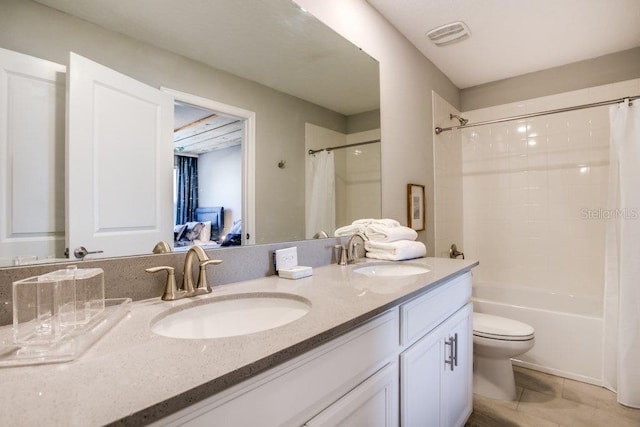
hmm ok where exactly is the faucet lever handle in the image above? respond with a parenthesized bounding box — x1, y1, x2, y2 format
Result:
(145, 266, 186, 301)
(194, 259, 222, 295)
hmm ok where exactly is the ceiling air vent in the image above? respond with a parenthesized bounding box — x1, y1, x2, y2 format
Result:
(426, 21, 471, 46)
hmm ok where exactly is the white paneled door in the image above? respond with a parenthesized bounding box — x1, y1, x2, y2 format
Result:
(0, 48, 66, 264)
(66, 53, 173, 258)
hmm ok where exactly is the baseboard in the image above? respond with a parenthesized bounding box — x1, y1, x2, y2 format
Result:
(511, 359, 603, 387)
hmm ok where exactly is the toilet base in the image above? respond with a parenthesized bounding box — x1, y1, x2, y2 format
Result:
(473, 355, 517, 401)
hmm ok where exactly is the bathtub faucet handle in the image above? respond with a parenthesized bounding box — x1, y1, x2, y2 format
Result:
(450, 244, 465, 260)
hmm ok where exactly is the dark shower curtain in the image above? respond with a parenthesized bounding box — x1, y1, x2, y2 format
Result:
(175, 155, 198, 225)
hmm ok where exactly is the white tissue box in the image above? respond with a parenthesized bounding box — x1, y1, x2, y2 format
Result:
(278, 266, 313, 280)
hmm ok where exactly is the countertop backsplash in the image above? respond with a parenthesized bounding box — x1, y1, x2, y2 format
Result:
(0, 238, 342, 326)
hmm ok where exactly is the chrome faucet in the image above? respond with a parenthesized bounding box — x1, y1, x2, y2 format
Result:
(146, 245, 222, 301)
(346, 232, 367, 264)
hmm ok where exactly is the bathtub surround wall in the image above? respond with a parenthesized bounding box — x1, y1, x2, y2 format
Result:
(462, 78, 640, 383)
(0, 238, 340, 327)
(463, 79, 640, 298)
(432, 92, 464, 258)
(338, 130, 382, 226)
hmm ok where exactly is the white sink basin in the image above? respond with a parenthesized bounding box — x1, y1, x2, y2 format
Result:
(353, 263, 431, 277)
(151, 293, 311, 339)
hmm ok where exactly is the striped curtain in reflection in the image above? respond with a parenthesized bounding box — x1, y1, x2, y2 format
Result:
(175, 155, 198, 224)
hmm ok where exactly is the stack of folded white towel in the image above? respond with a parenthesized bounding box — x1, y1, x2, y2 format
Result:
(335, 219, 426, 261)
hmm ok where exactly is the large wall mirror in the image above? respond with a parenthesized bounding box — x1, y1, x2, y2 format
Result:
(0, 0, 380, 267)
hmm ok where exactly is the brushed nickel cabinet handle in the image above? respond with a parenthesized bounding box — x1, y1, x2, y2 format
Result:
(453, 333, 459, 367)
(444, 336, 455, 371)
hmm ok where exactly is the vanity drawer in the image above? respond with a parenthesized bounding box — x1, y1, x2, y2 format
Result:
(157, 309, 399, 427)
(400, 272, 471, 347)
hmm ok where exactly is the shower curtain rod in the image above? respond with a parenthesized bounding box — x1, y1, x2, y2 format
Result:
(308, 139, 381, 155)
(434, 94, 640, 135)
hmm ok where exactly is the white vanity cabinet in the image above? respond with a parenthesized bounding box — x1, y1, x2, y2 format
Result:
(155, 271, 472, 427)
(156, 310, 400, 427)
(399, 273, 473, 427)
(303, 361, 398, 427)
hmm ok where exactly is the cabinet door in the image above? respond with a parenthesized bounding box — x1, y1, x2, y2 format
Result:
(400, 303, 473, 427)
(304, 362, 398, 427)
(443, 303, 473, 427)
(400, 322, 444, 427)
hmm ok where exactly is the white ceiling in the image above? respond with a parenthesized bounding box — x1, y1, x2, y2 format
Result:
(367, 0, 640, 88)
(33, 0, 379, 115)
(174, 103, 242, 155)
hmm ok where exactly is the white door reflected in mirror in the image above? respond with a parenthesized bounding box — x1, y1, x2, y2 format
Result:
(0, 48, 66, 266)
(66, 53, 174, 259)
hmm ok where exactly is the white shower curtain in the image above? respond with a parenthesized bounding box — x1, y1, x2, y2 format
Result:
(306, 150, 335, 238)
(603, 98, 640, 408)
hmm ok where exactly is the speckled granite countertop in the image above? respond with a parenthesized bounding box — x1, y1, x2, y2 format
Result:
(0, 257, 477, 426)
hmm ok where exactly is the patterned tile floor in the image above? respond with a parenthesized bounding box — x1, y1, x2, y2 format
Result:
(465, 366, 640, 427)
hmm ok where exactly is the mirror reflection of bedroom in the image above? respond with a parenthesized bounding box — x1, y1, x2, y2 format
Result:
(172, 102, 243, 250)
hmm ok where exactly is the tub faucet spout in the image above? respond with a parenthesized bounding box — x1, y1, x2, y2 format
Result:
(450, 243, 465, 260)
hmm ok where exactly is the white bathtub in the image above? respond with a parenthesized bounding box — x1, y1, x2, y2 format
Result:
(472, 284, 603, 385)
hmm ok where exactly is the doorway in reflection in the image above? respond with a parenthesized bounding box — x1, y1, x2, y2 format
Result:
(172, 102, 244, 250)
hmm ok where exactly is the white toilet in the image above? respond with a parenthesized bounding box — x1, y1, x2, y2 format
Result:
(472, 312, 535, 401)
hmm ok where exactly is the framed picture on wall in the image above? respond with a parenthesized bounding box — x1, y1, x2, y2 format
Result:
(407, 184, 425, 231)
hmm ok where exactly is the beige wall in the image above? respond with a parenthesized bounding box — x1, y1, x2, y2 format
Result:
(461, 47, 640, 111)
(198, 146, 242, 237)
(432, 92, 463, 259)
(0, 0, 352, 244)
(346, 109, 381, 134)
(295, 0, 460, 255)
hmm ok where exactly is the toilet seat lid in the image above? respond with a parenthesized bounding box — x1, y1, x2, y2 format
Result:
(473, 312, 534, 340)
